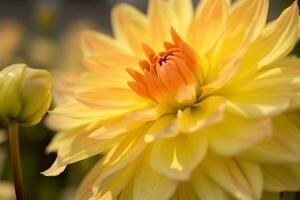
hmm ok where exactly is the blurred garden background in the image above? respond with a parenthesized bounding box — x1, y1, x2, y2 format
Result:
(0, 0, 298, 199)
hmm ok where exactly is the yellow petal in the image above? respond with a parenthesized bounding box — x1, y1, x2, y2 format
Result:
(203, 154, 263, 200)
(144, 114, 179, 143)
(192, 168, 232, 200)
(178, 96, 226, 133)
(75, 131, 147, 199)
(223, 69, 295, 118)
(206, 113, 271, 156)
(169, 0, 193, 37)
(148, 0, 176, 50)
(213, 0, 268, 64)
(76, 88, 142, 110)
(261, 163, 300, 192)
(170, 183, 198, 200)
(112, 3, 149, 56)
(76, 161, 136, 200)
(239, 114, 300, 163)
(188, 0, 228, 55)
(89, 117, 141, 139)
(81, 30, 131, 57)
(150, 133, 207, 180)
(241, 1, 299, 73)
(133, 153, 177, 200)
(126, 106, 159, 121)
(43, 133, 120, 176)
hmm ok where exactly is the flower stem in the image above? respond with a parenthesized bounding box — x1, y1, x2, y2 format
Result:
(8, 119, 25, 200)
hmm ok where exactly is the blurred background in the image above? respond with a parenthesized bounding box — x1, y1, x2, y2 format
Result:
(0, 0, 298, 199)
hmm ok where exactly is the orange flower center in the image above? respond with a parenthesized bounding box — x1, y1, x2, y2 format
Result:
(128, 30, 201, 107)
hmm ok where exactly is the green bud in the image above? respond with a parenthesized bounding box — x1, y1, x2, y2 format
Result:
(0, 64, 52, 126)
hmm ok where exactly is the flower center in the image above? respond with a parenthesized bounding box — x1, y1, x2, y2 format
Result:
(127, 30, 201, 108)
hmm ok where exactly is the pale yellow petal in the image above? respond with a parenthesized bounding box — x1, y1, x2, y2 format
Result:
(192, 168, 233, 200)
(89, 117, 141, 139)
(222, 70, 295, 118)
(203, 154, 263, 200)
(213, 0, 268, 64)
(81, 30, 131, 57)
(169, 0, 193, 37)
(76, 88, 142, 110)
(144, 114, 179, 143)
(133, 153, 177, 200)
(43, 134, 120, 176)
(112, 3, 149, 56)
(178, 96, 226, 133)
(75, 131, 147, 199)
(150, 133, 207, 181)
(77, 161, 136, 200)
(148, 0, 176, 50)
(240, 1, 299, 74)
(261, 163, 300, 192)
(188, 0, 228, 55)
(206, 113, 271, 156)
(240, 114, 300, 163)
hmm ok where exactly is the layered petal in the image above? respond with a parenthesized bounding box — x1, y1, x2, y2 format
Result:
(212, 0, 268, 64)
(206, 113, 271, 156)
(76, 88, 143, 110)
(112, 3, 149, 56)
(133, 152, 177, 200)
(81, 30, 131, 57)
(240, 114, 300, 163)
(222, 67, 297, 118)
(240, 1, 299, 74)
(261, 163, 300, 192)
(192, 168, 233, 200)
(203, 154, 263, 200)
(188, 0, 229, 55)
(150, 133, 207, 180)
(75, 130, 148, 199)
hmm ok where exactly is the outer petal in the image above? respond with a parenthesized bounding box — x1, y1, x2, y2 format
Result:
(169, 0, 193, 37)
(188, 0, 228, 55)
(133, 153, 177, 200)
(76, 88, 143, 110)
(240, 1, 299, 75)
(77, 161, 136, 200)
(206, 113, 271, 156)
(81, 30, 131, 57)
(75, 130, 148, 199)
(148, 0, 177, 50)
(239, 114, 300, 163)
(222, 68, 296, 118)
(83, 52, 139, 88)
(43, 131, 120, 176)
(192, 168, 233, 200)
(203, 154, 263, 200)
(150, 133, 207, 181)
(212, 0, 268, 64)
(261, 163, 300, 192)
(112, 4, 149, 56)
(178, 96, 226, 133)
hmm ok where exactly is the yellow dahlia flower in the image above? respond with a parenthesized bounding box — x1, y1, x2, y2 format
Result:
(45, 0, 300, 199)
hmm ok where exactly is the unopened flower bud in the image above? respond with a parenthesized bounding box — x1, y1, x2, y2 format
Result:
(0, 64, 52, 126)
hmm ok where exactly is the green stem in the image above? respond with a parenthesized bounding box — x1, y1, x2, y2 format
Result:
(8, 119, 25, 200)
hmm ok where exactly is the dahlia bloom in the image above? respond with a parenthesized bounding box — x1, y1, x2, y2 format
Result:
(45, 0, 300, 199)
